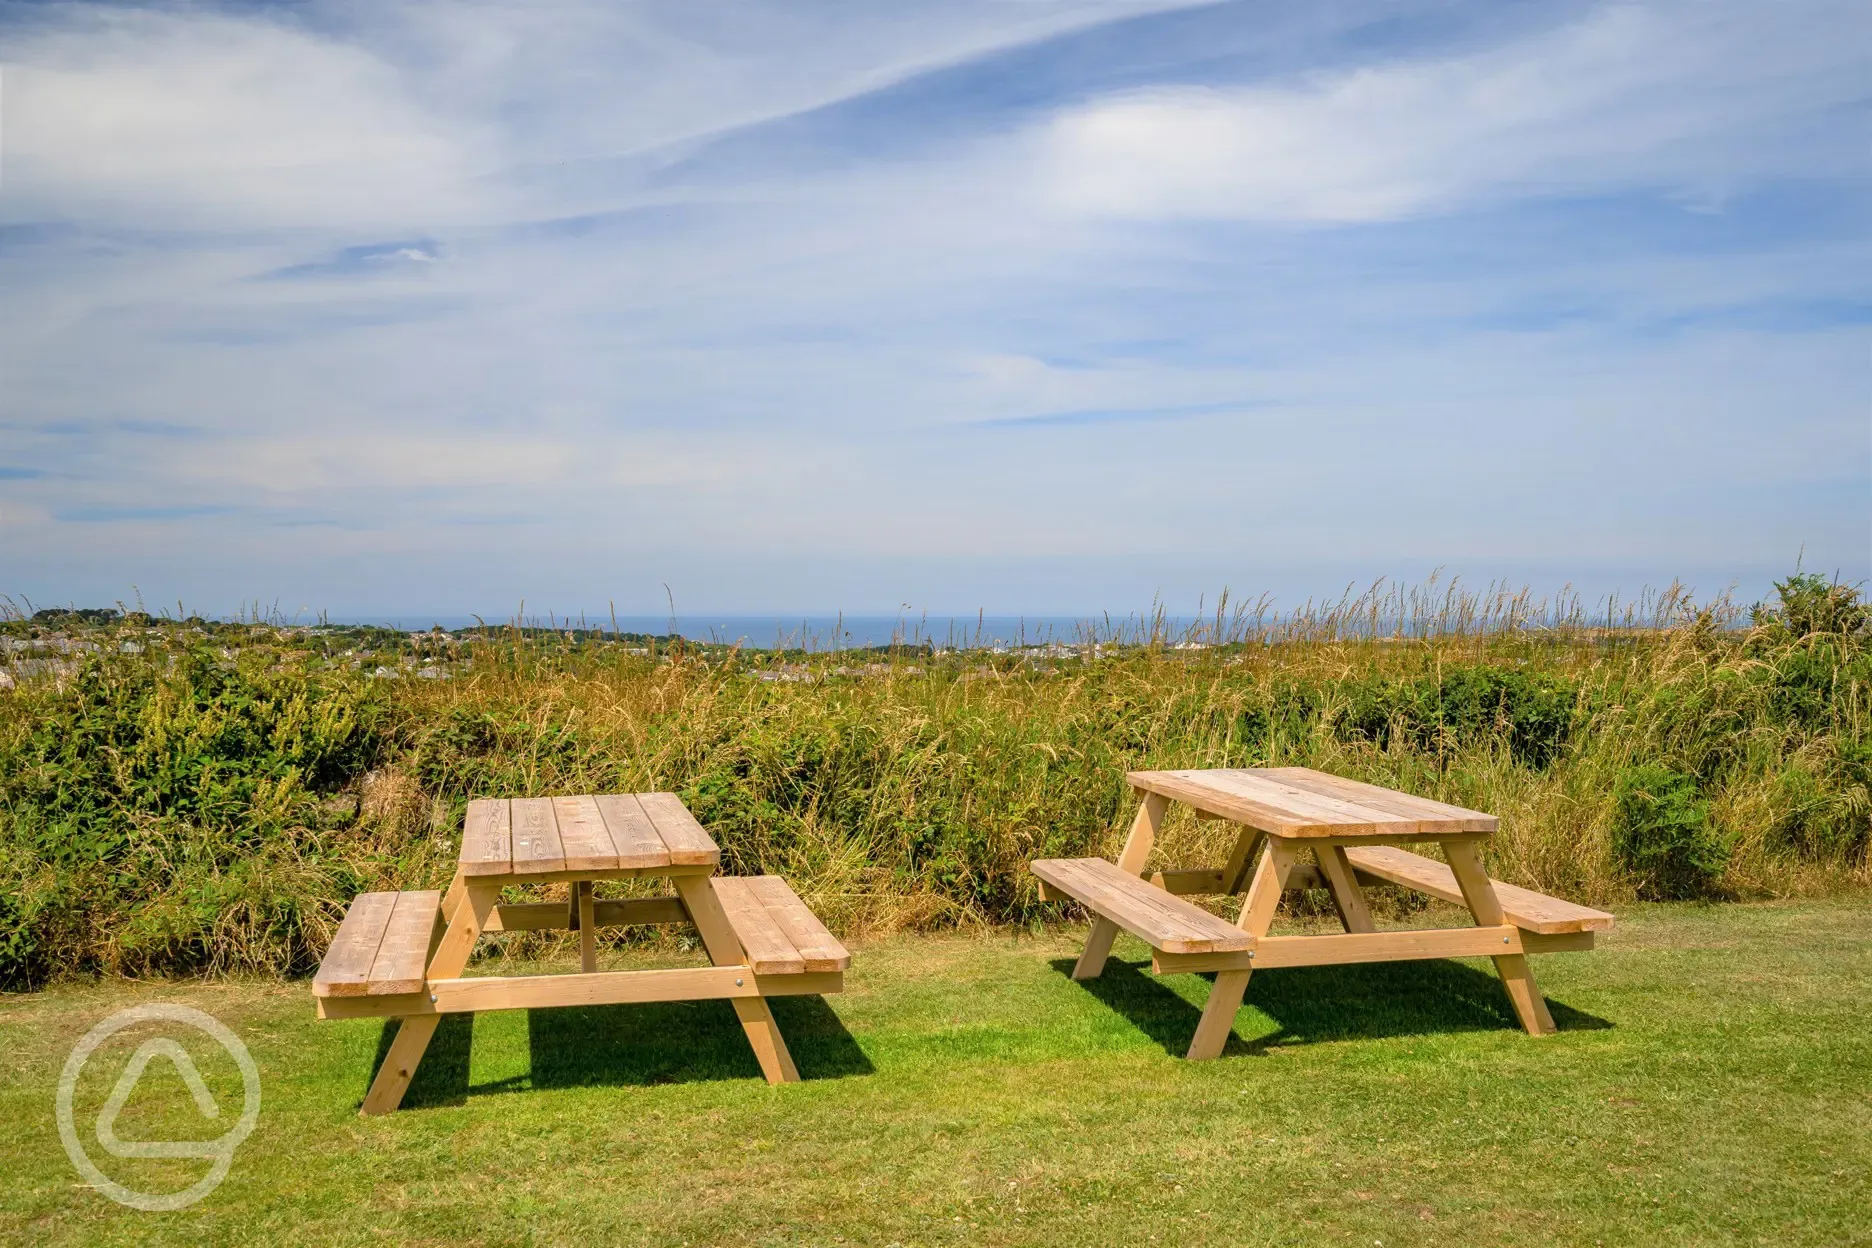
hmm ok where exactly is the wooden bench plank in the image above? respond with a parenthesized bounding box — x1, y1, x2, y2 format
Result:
(367, 890, 443, 995)
(594, 793, 673, 869)
(1030, 858, 1254, 954)
(1344, 845, 1613, 934)
(313, 892, 398, 998)
(459, 798, 512, 876)
(744, 875, 851, 971)
(510, 796, 566, 874)
(1038, 859, 1229, 951)
(552, 795, 619, 872)
(709, 877, 806, 974)
(637, 792, 722, 866)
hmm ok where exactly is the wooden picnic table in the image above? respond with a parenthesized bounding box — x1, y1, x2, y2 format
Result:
(313, 793, 849, 1115)
(1032, 767, 1612, 1059)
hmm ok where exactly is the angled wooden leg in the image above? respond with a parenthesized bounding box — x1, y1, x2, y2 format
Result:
(440, 870, 466, 925)
(361, 1016, 441, 1117)
(1314, 844, 1375, 934)
(1115, 791, 1170, 874)
(1222, 829, 1266, 896)
(1187, 970, 1251, 1060)
(1188, 839, 1298, 1060)
(1444, 840, 1557, 1035)
(1072, 792, 1170, 980)
(674, 874, 802, 1084)
(1072, 919, 1120, 981)
(732, 998, 801, 1084)
(360, 883, 497, 1117)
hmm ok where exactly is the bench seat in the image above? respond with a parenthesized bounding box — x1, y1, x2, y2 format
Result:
(313, 890, 443, 997)
(1345, 846, 1613, 935)
(710, 875, 852, 975)
(1030, 858, 1254, 954)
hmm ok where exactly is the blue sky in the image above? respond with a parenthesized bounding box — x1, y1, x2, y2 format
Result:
(0, 0, 1866, 617)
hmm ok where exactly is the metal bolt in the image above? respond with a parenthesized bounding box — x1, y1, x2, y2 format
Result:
(429, 993, 438, 1003)
(735, 978, 744, 986)
(1246, 951, 1254, 960)
(1503, 937, 1510, 944)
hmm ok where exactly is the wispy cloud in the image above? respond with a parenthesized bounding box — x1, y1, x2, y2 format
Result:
(0, 0, 1865, 613)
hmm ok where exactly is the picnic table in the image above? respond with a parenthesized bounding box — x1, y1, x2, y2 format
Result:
(313, 793, 849, 1115)
(1032, 767, 1612, 1059)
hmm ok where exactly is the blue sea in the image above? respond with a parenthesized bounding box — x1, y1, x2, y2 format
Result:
(324, 614, 1182, 650)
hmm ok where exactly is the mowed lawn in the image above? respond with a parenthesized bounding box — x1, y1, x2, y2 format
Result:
(3, 900, 1869, 1247)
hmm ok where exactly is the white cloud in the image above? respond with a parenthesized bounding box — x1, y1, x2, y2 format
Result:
(0, 7, 491, 230)
(1041, 2, 1870, 221)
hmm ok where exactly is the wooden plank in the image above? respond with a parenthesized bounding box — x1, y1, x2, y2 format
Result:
(1030, 858, 1254, 954)
(1344, 845, 1613, 934)
(732, 997, 801, 1084)
(593, 793, 673, 868)
(553, 796, 620, 872)
(1116, 791, 1169, 874)
(1126, 769, 1379, 836)
(483, 897, 689, 931)
(312, 892, 397, 998)
(1195, 769, 1403, 827)
(1127, 767, 1496, 838)
(436, 965, 755, 1011)
(1314, 845, 1376, 934)
(1233, 839, 1298, 936)
(710, 877, 806, 974)
(1252, 768, 1498, 829)
(1153, 864, 1326, 895)
(366, 890, 442, 995)
(1155, 925, 1523, 973)
(1186, 969, 1250, 1060)
(1072, 919, 1121, 981)
(576, 881, 598, 972)
(1040, 859, 1224, 951)
(1221, 827, 1267, 895)
(361, 1016, 440, 1116)
(509, 797, 566, 874)
(1523, 931, 1595, 953)
(1446, 839, 1558, 1036)
(459, 798, 513, 876)
(318, 971, 844, 1020)
(744, 875, 851, 971)
(636, 792, 721, 865)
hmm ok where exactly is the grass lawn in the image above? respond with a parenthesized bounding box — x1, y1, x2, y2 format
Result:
(2, 899, 1869, 1246)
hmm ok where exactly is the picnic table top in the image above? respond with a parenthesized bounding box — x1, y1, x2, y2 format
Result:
(1126, 766, 1498, 839)
(458, 792, 721, 878)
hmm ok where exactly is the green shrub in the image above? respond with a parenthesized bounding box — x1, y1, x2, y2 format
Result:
(1336, 665, 1580, 768)
(1612, 764, 1730, 899)
(0, 647, 386, 987)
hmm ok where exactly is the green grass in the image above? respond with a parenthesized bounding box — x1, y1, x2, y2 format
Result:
(3, 899, 1869, 1246)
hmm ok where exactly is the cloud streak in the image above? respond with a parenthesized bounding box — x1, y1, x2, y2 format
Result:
(0, 0, 1865, 614)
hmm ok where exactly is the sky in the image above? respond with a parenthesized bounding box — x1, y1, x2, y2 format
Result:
(0, 0, 1867, 619)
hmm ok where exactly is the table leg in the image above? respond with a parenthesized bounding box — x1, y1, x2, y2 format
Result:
(360, 883, 498, 1117)
(441, 870, 466, 925)
(1314, 844, 1375, 934)
(1072, 792, 1169, 980)
(1188, 839, 1297, 1060)
(1444, 840, 1557, 1036)
(576, 881, 597, 973)
(674, 875, 801, 1085)
(1222, 830, 1266, 896)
